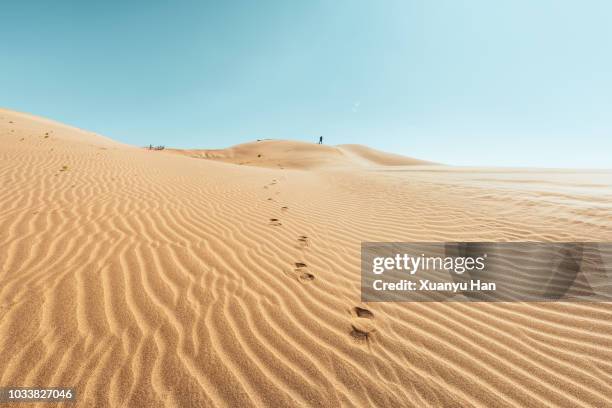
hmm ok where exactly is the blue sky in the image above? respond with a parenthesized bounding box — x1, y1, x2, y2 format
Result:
(2, 0, 611, 168)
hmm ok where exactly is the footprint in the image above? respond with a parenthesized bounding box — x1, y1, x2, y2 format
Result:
(350, 319, 376, 342)
(267, 198, 274, 201)
(281, 206, 288, 211)
(297, 236, 309, 248)
(354, 307, 374, 319)
(299, 272, 315, 282)
(293, 262, 314, 282)
(350, 307, 376, 342)
(269, 218, 282, 226)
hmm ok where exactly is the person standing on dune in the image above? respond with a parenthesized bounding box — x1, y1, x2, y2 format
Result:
(318, 136, 323, 144)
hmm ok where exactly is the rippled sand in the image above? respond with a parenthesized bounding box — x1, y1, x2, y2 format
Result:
(1, 108, 611, 407)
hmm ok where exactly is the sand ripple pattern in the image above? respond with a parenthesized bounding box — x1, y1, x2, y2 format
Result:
(1, 109, 612, 407)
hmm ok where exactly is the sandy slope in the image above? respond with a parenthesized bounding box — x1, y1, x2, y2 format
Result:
(1, 108, 612, 407)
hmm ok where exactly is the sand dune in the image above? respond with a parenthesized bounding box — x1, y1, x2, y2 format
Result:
(1, 108, 612, 407)
(167, 139, 431, 169)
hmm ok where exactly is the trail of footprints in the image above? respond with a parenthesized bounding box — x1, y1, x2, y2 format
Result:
(264, 178, 377, 343)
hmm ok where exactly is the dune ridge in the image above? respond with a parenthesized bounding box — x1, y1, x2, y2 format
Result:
(166, 139, 431, 169)
(1, 108, 612, 407)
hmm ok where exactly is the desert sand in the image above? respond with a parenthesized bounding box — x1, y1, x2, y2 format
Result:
(1, 107, 612, 407)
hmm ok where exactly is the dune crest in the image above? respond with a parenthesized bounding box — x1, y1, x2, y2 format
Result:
(167, 139, 432, 169)
(1, 108, 612, 407)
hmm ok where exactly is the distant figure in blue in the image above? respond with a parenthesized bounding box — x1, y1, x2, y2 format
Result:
(318, 135, 323, 144)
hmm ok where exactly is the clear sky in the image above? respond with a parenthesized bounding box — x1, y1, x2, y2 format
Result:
(2, 0, 611, 168)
